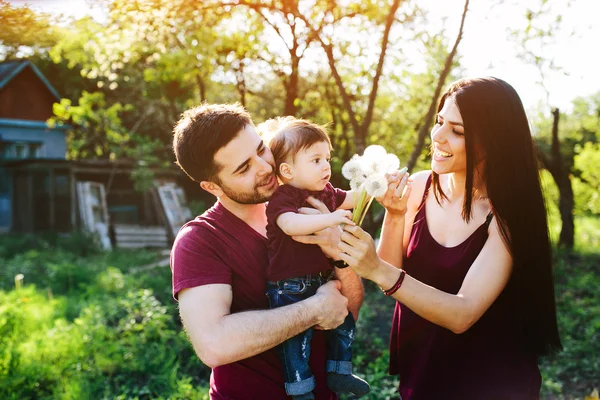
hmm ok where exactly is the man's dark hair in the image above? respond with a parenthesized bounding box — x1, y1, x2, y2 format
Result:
(173, 103, 253, 183)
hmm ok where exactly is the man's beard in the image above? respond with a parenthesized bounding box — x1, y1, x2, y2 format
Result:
(218, 174, 276, 205)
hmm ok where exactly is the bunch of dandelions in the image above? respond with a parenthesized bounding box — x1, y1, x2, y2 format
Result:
(342, 145, 400, 226)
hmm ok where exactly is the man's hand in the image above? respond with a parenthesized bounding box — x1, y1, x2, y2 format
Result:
(294, 196, 343, 260)
(310, 280, 349, 330)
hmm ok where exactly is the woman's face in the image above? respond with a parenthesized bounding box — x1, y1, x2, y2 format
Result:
(430, 96, 467, 175)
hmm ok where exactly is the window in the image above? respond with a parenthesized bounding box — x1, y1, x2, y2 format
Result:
(0, 141, 44, 160)
(29, 143, 43, 158)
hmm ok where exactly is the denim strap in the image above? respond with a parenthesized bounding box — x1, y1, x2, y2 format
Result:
(325, 360, 353, 375)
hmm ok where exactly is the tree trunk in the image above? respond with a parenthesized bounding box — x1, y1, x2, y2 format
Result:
(196, 74, 206, 102)
(406, 0, 469, 172)
(284, 53, 300, 116)
(315, 0, 400, 154)
(540, 108, 574, 249)
(556, 172, 575, 249)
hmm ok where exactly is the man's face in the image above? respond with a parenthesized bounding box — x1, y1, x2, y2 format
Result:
(212, 125, 278, 204)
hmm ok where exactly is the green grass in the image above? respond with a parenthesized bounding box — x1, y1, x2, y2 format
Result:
(0, 225, 598, 399)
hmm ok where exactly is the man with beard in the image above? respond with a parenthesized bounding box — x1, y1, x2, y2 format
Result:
(171, 103, 363, 400)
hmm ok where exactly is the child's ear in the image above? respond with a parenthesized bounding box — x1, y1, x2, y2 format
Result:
(200, 180, 224, 198)
(279, 162, 294, 180)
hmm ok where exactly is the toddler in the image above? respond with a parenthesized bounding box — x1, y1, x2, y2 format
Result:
(261, 117, 370, 400)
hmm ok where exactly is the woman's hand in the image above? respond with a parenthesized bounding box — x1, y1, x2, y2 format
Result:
(338, 224, 383, 282)
(377, 167, 412, 218)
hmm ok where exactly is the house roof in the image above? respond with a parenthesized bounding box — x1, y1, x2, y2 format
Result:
(0, 60, 61, 101)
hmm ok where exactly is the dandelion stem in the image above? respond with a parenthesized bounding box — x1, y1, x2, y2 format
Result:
(358, 196, 375, 226)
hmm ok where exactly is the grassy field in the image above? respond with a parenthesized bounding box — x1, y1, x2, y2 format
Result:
(0, 214, 598, 399)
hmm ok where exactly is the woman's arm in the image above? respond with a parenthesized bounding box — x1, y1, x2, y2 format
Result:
(338, 219, 513, 334)
(376, 170, 430, 268)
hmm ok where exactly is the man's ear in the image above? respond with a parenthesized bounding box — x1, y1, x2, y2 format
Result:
(200, 180, 224, 198)
(279, 162, 294, 181)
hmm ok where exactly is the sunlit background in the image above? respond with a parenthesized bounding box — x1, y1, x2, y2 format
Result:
(9, 0, 600, 113)
(1, 1, 598, 399)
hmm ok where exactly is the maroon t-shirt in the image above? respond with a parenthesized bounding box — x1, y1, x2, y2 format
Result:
(171, 201, 336, 400)
(266, 183, 347, 281)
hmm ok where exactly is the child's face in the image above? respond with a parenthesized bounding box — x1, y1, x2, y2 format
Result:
(287, 141, 332, 191)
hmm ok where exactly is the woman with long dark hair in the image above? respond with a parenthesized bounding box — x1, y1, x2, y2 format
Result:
(335, 77, 561, 398)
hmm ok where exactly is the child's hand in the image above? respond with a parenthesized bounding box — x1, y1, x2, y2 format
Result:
(330, 209, 355, 227)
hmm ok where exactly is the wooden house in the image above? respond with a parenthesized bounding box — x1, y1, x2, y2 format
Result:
(0, 60, 193, 248)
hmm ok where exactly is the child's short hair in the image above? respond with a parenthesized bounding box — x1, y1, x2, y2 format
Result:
(260, 117, 332, 175)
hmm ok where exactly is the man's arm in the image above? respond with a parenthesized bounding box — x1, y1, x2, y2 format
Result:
(277, 209, 353, 236)
(178, 280, 349, 368)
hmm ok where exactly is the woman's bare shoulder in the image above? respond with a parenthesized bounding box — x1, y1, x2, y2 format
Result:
(409, 170, 432, 191)
(407, 170, 432, 207)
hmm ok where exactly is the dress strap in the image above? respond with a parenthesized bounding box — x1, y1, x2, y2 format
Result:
(485, 211, 494, 228)
(419, 173, 433, 206)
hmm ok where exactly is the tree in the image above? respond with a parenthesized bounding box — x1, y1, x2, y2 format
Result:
(538, 108, 575, 249)
(511, 0, 576, 248)
(406, 0, 469, 172)
(222, 0, 319, 116)
(297, 0, 407, 154)
(48, 91, 131, 160)
(0, 0, 58, 61)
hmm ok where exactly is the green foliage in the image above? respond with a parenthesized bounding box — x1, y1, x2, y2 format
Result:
(534, 92, 600, 225)
(351, 282, 399, 399)
(539, 251, 600, 398)
(188, 200, 207, 218)
(48, 91, 132, 160)
(0, 239, 208, 400)
(541, 169, 600, 253)
(1, 229, 599, 399)
(573, 142, 600, 215)
(0, 0, 58, 60)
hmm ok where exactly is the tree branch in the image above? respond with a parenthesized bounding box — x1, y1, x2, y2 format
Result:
(362, 0, 402, 134)
(406, 0, 469, 172)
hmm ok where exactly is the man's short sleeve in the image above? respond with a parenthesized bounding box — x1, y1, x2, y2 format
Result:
(171, 224, 231, 300)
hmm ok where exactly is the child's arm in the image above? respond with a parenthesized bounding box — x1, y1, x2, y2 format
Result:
(338, 190, 356, 210)
(277, 209, 354, 236)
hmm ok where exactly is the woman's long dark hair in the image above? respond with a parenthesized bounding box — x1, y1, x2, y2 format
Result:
(432, 77, 562, 356)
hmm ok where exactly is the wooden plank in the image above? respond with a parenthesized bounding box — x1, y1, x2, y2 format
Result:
(117, 240, 169, 246)
(113, 225, 168, 235)
(113, 223, 169, 249)
(115, 237, 169, 246)
(115, 233, 169, 239)
(115, 237, 168, 242)
(117, 242, 169, 249)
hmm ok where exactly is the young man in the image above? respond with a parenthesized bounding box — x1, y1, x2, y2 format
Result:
(171, 103, 364, 400)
